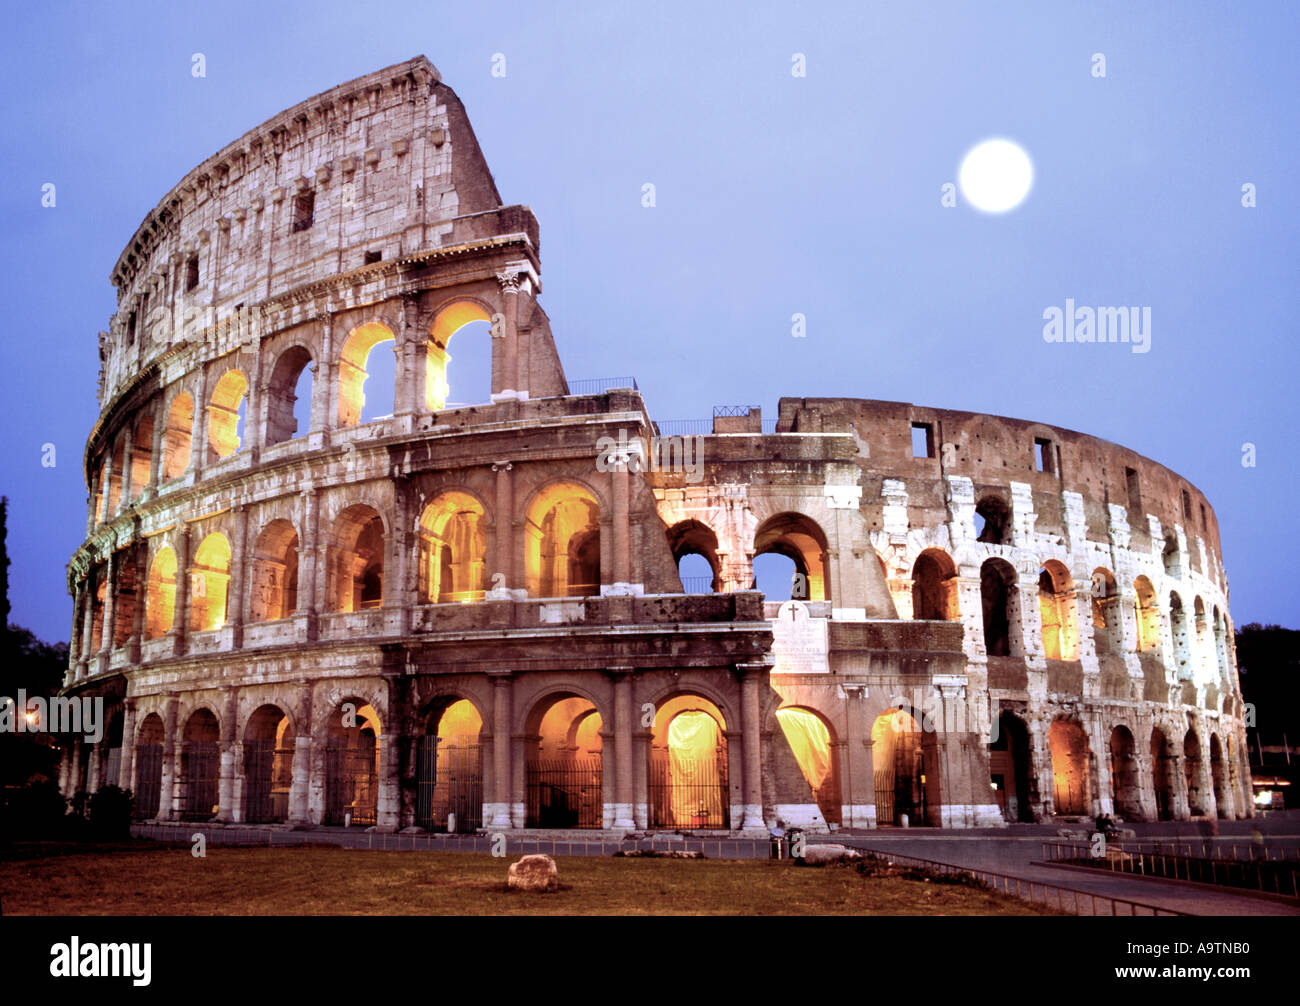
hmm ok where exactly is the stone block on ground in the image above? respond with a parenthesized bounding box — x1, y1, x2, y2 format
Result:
(508, 853, 559, 892)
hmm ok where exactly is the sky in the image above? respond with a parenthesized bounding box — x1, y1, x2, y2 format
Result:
(1, 0, 1297, 642)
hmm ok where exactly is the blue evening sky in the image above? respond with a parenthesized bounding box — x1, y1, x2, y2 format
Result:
(1, 0, 1296, 642)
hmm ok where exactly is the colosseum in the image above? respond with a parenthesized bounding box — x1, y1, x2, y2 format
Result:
(58, 56, 1252, 835)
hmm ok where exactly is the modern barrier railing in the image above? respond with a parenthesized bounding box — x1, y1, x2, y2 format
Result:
(1040, 840, 1300, 899)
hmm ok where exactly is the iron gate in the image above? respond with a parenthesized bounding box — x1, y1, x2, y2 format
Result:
(648, 751, 729, 829)
(178, 741, 220, 820)
(416, 738, 483, 832)
(324, 740, 378, 826)
(875, 764, 928, 825)
(526, 757, 602, 828)
(134, 743, 163, 819)
(243, 740, 294, 823)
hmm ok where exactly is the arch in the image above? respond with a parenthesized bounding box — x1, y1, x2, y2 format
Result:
(144, 547, 177, 639)
(265, 345, 314, 445)
(428, 300, 494, 410)
(1212, 607, 1230, 683)
(133, 712, 165, 819)
(243, 704, 294, 823)
(1209, 733, 1227, 819)
(1048, 718, 1092, 816)
(990, 711, 1034, 822)
(1108, 725, 1142, 819)
(416, 697, 484, 832)
(207, 368, 249, 461)
(88, 566, 107, 653)
(179, 708, 220, 821)
(249, 519, 300, 622)
(1193, 596, 1211, 679)
(1038, 560, 1078, 661)
(1161, 530, 1180, 577)
(418, 491, 487, 603)
(189, 532, 231, 631)
(776, 706, 841, 826)
(324, 699, 381, 826)
(525, 692, 605, 828)
(974, 495, 1010, 545)
(649, 694, 730, 830)
(525, 481, 601, 597)
(1183, 728, 1206, 816)
(1134, 576, 1160, 653)
(1169, 592, 1192, 678)
(1090, 568, 1122, 656)
(667, 519, 721, 593)
(753, 512, 829, 602)
(327, 504, 385, 612)
(338, 322, 397, 427)
(103, 444, 122, 516)
(1150, 726, 1175, 821)
(911, 547, 959, 621)
(871, 707, 934, 826)
(162, 391, 194, 480)
(130, 414, 153, 500)
(980, 557, 1019, 657)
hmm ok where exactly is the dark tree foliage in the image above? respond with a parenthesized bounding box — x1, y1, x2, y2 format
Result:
(1235, 623, 1300, 736)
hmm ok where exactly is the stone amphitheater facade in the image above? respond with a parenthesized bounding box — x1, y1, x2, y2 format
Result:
(59, 56, 1252, 834)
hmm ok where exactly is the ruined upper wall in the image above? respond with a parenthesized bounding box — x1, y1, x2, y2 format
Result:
(777, 396, 1226, 580)
(98, 55, 512, 405)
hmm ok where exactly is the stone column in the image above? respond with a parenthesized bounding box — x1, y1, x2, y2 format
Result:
(148, 399, 165, 491)
(216, 689, 239, 823)
(191, 366, 209, 479)
(486, 673, 513, 829)
(312, 312, 334, 447)
(495, 270, 520, 398)
(79, 583, 95, 677)
(288, 685, 313, 826)
(377, 731, 401, 832)
(120, 437, 134, 511)
(391, 481, 414, 634)
(225, 504, 249, 647)
(172, 523, 192, 656)
(491, 461, 514, 595)
(842, 687, 875, 827)
(610, 452, 631, 588)
(129, 545, 147, 664)
(100, 550, 117, 656)
(610, 667, 636, 829)
(158, 695, 180, 820)
(119, 699, 138, 800)
(297, 488, 320, 640)
(738, 663, 767, 830)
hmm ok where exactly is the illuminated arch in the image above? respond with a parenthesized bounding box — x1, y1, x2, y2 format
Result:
(1108, 725, 1141, 819)
(911, 547, 959, 620)
(416, 697, 485, 832)
(144, 546, 177, 639)
(525, 482, 601, 597)
(130, 414, 153, 500)
(249, 519, 300, 622)
(1038, 560, 1078, 661)
(1134, 576, 1160, 653)
(871, 707, 934, 826)
(1090, 568, 1122, 656)
(162, 391, 194, 479)
(207, 369, 248, 461)
(1047, 717, 1092, 815)
(427, 300, 493, 410)
(324, 699, 382, 826)
(753, 512, 829, 602)
(338, 322, 397, 427)
(327, 504, 385, 612)
(179, 708, 220, 821)
(418, 491, 487, 603)
(243, 704, 294, 824)
(189, 532, 231, 631)
(265, 345, 314, 445)
(650, 694, 729, 830)
(775, 706, 841, 826)
(525, 692, 605, 829)
(667, 519, 721, 593)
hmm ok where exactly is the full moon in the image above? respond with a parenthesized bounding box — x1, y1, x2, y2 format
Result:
(958, 139, 1034, 213)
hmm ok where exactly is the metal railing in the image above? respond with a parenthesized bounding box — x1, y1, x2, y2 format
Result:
(568, 376, 638, 395)
(678, 576, 715, 594)
(648, 752, 729, 830)
(1041, 840, 1300, 898)
(526, 757, 603, 828)
(856, 846, 1185, 916)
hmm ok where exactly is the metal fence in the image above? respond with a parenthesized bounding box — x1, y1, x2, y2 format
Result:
(177, 741, 219, 821)
(648, 752, 729, 830)
(874, 767, 927, 826)
(324, 741, 379, 826)
(133, 743, 163, 819)
(243, 740, 295, 824)
(568, 376, 638, 395)
(1041, 840, 1300, 899)
(678, 576, 715, 594)
(857, 846, 1184, 916)
(526, 757, 602, 828)
(416, 738, 483, 833)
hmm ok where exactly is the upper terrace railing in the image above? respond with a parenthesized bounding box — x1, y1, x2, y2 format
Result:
(568, 376, 638, 395)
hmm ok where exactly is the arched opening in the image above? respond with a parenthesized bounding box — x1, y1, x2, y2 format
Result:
(1213, 607, 1229, 684)
(1169, 592, 1192, 679)
(911, 548, 959, 620)
(1038, 560, 1078, 661)
(980, 558, 1018, 657)
(1108, 725, 1142, 819)
(647, 695, 729, 830)
(525, 694, 604, 829)
(1161, 531, 1180, 577)
(525, 483, 601, 597)
(338, 322, 397, 426)
(418, 492, 487, 603)
(974, 495, 1010, 545)
(179, 708, 220, 821)
(133, 713, 164, 819)
(1134, 576, 1160, 653)
(1184, 728, 1206, 816)
(112, 551, 137, 650)
(189, 532, 231, 632)
(1209, 733, 1227, 818)
(752, 552, 799, 602)
(1090, 568, 1122, 656)
(871, 707, 934, 826)
(264, 345, 314, 445)
(667, 519, 721, 593)
(328, 505, 385, 612)
(249, 520, 299, 622)
(162, 392, 193, 480)
(104, 447, 122, 516)
(130, 415, 153, 501)
(1048, 718, 1092, 816)
(776, 706, 840, 826)
(206, 368, 248, 461)
(1194, 597, 1210, 679)
(1150, 727, 1174, 821)
(753, 512, 829, 602)
(243, 705, 294, 824)
(89, 567, 107, 653)
(324, 701, 381, 826)
(990, 711, 1034, 822)
(416, 698, 484, 833)
(429, 302, 494, 409)
(144, 548, 177, 639)
(100, 708, 124, 787)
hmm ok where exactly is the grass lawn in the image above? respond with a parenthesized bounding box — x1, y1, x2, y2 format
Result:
(0, 843, 1059, 915)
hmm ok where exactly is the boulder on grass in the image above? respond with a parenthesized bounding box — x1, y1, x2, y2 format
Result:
(508, 854, 559, 892)
(801, 843, 860, 863)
